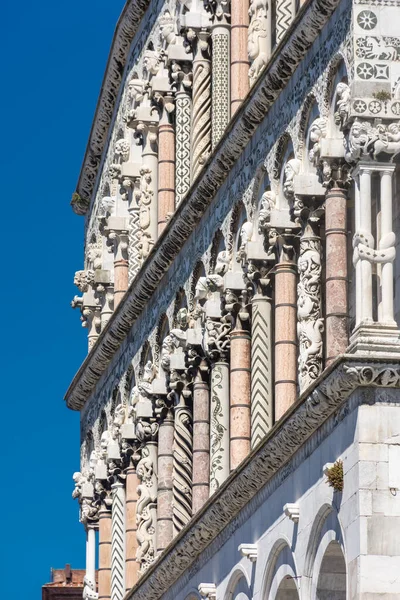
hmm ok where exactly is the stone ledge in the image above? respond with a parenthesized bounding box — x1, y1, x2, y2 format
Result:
(123, 356, 400, 600)
(65, 0, 343, 411)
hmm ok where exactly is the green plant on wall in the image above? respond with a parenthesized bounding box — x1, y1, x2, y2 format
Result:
(373, 90, 391, 102)
(326, 460, 344, 492)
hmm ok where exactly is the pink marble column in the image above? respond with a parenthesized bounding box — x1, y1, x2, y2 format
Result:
(158, 110, 175, 235)
(125, 466, 139, 591)
(231, 0, 249, 115)
(230, 329, 251, 470)
(192, 363, 210, 513)
(156, 408, 174, 553)
(98, 507, 112, 600)
(274, 261, 297, 421)
(114, 258, 129, 309)
(325, 187, 348, 364)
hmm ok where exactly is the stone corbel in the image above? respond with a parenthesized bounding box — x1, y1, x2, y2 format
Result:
(198, 584, 217, 600)
(238, 543, 258, 562)
(283, 503, 300, 522)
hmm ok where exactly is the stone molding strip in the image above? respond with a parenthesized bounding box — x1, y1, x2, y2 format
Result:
(124, 357, 400, 600)
(76, 0, 151, 203)
(66, 0, 342, 411)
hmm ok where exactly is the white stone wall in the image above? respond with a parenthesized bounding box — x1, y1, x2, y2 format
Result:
(161, 390, 400, 600)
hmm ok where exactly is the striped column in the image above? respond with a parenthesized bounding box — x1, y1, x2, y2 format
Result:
(98, 507, 112, 600)
(111, 482, 126, 600)
(251, 293, 273, 448)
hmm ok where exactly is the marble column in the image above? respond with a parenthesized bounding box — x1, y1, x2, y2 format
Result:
(230, 328, 251, 470)
(125, 466, 139, 590)
(140, 124, 159, 247)
(136, 441, 157, 572)
(353, 166, 373, 326)
(173, 396, 193, 535)
(108, 230, 129, 309)
(379, 166, 396, 325)
(156, 408, 174, 553)
(231, 0, 249, 114)
(275, 0, 297, 44)
(86, 525, 97, 588)
(99, 507, 112, 600)
(209, 359, 230, 494)
(191, 31, 212, 179)
(251, 293, 273, 447)
(158, 99, 175, 234)
(297, 222, 323, 392)
(192, 362, 210, 514)
(325, 187, 348, 364)
(111, 482, 126, 600)
(174, 69, 192, 207)
(274, 259, 297, 421)
(211, 15, 230, 149)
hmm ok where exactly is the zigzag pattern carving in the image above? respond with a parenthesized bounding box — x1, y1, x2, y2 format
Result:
(251, 300, 273, 448)
(276, 0, 296, 43)
(176, 94, 191, 206)
(128, 207, 141, 284)
(111, 485, 126, 600)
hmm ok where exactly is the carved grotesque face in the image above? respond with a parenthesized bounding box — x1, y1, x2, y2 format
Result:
(143, 51, 159, 76)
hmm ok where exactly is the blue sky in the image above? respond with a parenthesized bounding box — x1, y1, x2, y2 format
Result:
(1, 1, 124, 596)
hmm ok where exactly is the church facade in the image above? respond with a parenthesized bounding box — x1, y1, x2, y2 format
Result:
(67, 0, 400, 599)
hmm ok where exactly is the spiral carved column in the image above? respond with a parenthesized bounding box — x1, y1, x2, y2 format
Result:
(173, 397, 193, 535)
(191, 32, 211, 180)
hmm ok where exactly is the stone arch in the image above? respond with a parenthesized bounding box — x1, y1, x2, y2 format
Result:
(315, 539, 346, 600)
(98, 410, 108, 442)
(323, 55, 348, 119)
(224, 565, 252, 600)
(189, 260, 206, 314)
(297, 93, 319, 166)
(172, 288, 188, 328)
(262, 538, 299, 600)
(138, 340, 152, 379)
(155, 313, 169, 371)
(209, 229, 226, 274)
(303, 504, 346, 599)
(85, 430, 95, 462)
(229, 199, 248, 268)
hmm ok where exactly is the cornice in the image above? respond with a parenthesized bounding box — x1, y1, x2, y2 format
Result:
(123, 357, 400, 600)
(75, 0, 151, 204)
(66, 0, 343, 411)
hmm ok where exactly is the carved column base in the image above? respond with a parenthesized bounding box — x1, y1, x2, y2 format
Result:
(348, 323, 400, 357)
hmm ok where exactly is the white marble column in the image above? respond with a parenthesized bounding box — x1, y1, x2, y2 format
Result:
(353, 165, 373, 327)
(191, 31, 212, 179)
(111, 481, 126, 600)
(379, 165, 396, 325)
(209, 359, 230, 494)
(86, 525, 97, 588)
(211, 12, 230, 149)
(275, 0, 297, 44)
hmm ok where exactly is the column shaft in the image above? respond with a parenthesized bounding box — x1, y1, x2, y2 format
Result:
(111, 482, 126, 600)
(209, 361, 230, 494)
(156, 412, 174, 553)
(275, 0, 297, 44)
(173, 401, 193, 535)
(158, 116, 175, 234)
(274, 261, 297, 420)
(86, 526, 96, 587)
(99, 509, 112, 600)
(380, 168, 395, 324)
(128, 205, 141, 284)
(125, 467, 139, 591)
(142, 132, 159, 246)
(136, 442, 157, 572)
(212, 25, 230, 149)
(175, 90, 192, 206)
(114, 260, 129, 309)
(230, 329, 251, 470)
(192, 369, 210, 514)
(359, 168, 373, 323)
(325, 188, 348, 363)
(231, 0, 249, 114)
(191, 36, 211, 180)
(251, 294, 273, 447)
